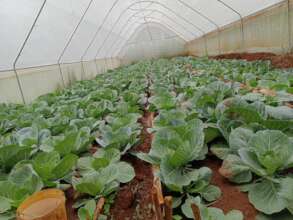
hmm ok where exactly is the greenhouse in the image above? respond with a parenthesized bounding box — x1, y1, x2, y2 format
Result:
(0, 0, 293, 219)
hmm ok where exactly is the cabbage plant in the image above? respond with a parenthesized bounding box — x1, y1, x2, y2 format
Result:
(219, 130, 293, 215)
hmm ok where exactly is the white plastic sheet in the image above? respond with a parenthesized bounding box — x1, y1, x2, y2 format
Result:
(0, 0, 283, 71)
(118, 22, 186, 63)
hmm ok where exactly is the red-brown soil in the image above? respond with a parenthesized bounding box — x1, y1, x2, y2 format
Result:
(202, 156, 258, 220)
(65, 112, 156, 220)
(213, 52, 293, 69)
(110, 112, 157, 220)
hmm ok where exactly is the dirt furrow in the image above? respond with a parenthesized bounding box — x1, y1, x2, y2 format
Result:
(110, 111, 157, 220)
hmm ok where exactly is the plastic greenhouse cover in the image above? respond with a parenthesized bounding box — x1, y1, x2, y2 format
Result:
(116, 22, 184, 57)
(0, 0, 283, 71)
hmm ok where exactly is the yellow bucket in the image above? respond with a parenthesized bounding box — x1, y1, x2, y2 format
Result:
(16, 189, 67, 220)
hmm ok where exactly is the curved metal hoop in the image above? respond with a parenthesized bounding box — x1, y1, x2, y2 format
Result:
(13, 0, 47, 104)
(93, 0, 206, 60)
(80, 0, 120, 62)
(105, 8, 197, 58)
(92, 2, 157, 72)
(117, 19, 188, 59)
(57, 0, 95, 84)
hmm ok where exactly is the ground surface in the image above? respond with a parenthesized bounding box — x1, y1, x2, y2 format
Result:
(110, 112, 156, 220)
(213, 52, 293, 69)
(202, 156, 258, 220)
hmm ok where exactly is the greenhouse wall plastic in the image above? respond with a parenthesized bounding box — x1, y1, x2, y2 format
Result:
(0, 58, 120, 103)
(187, 0, 292, 56)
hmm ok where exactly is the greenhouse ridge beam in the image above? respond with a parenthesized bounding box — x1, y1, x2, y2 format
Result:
(12, 0, 47, 104)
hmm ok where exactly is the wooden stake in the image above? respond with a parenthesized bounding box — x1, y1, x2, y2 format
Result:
(152, 188, 162, 220)
(93, 197, 105, 220)
(191, 203, 201, 220)
(154, 179, 164, 205)
(164, 196, 173, 220)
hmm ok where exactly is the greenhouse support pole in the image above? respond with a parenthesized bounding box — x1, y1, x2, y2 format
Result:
(204, 35, 208, 56)
(13, 0, 47, 104)
(103, 58, 107, 72)
(218, 29, 222, 55)
(58, 63, 65, 87)
(217, 0, 245, 51)
(104, 59, 107, 73)
(95, 59, 99, 74)
(94, 1, 204, 60)
(287, 0, 292, 52)
(57, 61, 65, 88)
(57, 0, 94, 85)
(81, 61, 87, 80)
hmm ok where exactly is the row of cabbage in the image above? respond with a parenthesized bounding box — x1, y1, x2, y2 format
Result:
(136, 57, 293, 220)
(0, 66, 149, 219)
(0, 56, 292, 220)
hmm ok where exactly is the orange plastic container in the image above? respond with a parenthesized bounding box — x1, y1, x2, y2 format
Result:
(16, 189, 67, 220)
